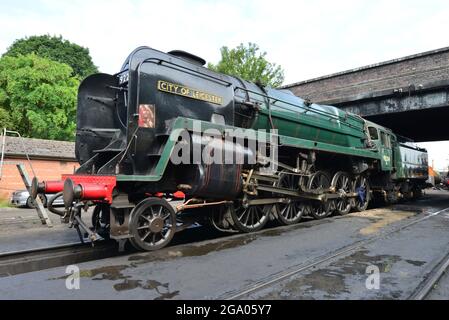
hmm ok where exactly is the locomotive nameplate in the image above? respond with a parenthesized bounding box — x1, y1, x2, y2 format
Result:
(157, 80, 223, 105)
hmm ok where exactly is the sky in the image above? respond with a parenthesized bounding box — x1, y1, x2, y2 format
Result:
(0, 0, 449, 169)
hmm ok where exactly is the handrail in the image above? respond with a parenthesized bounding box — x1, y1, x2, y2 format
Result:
(130, 57, 364, 134)
(0, 129, 37, 180)
(233, 86, 364, 132)
(138, 58, 233, 87)
(234, 86, 358, 121)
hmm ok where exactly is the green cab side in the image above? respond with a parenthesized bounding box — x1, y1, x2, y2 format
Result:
(365, 121, 394, 171)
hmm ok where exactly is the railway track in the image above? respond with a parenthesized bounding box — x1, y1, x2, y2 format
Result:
(0, 241, 119, 277)
(2, 199, 448, 300)
(409, 250, 449, 300)
(218, 205, 449, 300)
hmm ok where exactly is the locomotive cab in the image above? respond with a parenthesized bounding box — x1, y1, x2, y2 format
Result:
(364, 121, 395, 171)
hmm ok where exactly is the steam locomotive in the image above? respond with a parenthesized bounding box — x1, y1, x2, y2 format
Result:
(32, 46, 429, 251)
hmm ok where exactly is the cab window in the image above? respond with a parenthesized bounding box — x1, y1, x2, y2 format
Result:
(380, 132, 391, 148)
(390, 135, 396, 146)
(368, 127, 379, 140)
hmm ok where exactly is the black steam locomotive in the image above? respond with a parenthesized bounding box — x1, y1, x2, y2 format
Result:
(32, 47, 428, 251)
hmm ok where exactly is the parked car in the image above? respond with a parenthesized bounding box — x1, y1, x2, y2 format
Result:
(441, 177, 449, 190)
(10, 190, 64, 208)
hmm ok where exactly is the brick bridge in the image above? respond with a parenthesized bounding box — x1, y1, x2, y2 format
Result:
(283, 47, 449, 142)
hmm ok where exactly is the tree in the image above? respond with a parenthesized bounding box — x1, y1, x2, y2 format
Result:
(0, 107, 11, 129)
(0, 54, 79, 141)
(3, 35, 98, 79)
(208, 43, 285, 87)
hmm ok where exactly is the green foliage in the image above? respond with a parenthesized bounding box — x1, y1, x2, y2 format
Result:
(4, 35, 98, 79)
(0, 198, 10, 208)
(0, 54, 79, 141)
(0, 107, 11, 129)
(208, 43, 285, 87)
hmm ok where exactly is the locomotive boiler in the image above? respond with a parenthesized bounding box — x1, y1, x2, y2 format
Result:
(32, 46, 429, 251)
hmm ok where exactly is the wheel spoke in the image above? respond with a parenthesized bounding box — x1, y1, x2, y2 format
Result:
(253, 208, 259, 226)
(253, 207, 258, 226)
(358, 178, 365, 191)
(247, 208, 252, 227)
(129, 199, 177, 251)
(232, 203, 269, 232)
(161, 212, 170, 220)
(288, 205, 293, 219)
(285, 205, 290, 219)
(243, 209, 250, 225)
(342, 177, 348, 189)
(279, 200, 303, 222)
(238, 209, 245, 221)
(281, 205, 288, 217)
(142, 231, 152, 241)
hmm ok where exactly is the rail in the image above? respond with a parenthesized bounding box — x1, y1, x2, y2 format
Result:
(408, 250, 449, 300)
(217, 205, 449, 300)
(0, 241, 118, 277)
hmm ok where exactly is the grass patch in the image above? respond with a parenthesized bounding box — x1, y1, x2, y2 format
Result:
(0, 197, 11, 208)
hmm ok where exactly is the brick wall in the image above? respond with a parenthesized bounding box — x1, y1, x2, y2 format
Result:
(0, 158, 79, 200)
(284, 47, 449, 104)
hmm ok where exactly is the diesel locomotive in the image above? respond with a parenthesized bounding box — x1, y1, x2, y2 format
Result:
(31, 46, 429, 251)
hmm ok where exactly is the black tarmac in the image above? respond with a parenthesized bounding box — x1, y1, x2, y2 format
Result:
(1, 190, 449, 300)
